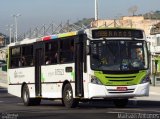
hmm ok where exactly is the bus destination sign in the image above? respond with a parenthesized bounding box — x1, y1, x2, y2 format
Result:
(92, 29, 143, 39)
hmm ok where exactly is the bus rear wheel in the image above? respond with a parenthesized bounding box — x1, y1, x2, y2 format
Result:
(22, 84, 41, 106)
(113, 99, 128, 108)
(62, 83, 79, 108)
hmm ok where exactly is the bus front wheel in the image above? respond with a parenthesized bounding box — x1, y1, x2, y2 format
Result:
(113, 99, 128, 108)
(62, 83, 78, 108)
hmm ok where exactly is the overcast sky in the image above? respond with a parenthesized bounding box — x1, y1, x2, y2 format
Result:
(0, 0, 159, 35)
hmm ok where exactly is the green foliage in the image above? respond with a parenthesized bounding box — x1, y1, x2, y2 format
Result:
(143, 11, 160, 19)
(74, 18, 94, 27)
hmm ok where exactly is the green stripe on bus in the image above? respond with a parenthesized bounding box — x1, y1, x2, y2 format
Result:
(94, 70, 147, 86)
(71, 72, 75, 81)
(41, 73, 45, 82)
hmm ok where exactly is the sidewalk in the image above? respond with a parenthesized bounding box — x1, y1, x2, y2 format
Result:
(0, 68, 7, 88)
(133, 86, 160, 101)
(150, 86, 160, 96)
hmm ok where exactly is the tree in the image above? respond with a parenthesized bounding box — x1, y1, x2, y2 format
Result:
(128, 5, 138, 16)
(74, 18, 94, 27)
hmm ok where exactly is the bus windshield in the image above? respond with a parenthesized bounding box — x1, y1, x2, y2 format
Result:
(90, 40, 148, 71)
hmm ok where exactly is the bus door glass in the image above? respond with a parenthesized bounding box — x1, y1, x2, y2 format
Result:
(75, 35, 84, 97)
(34, 42, 44, 97)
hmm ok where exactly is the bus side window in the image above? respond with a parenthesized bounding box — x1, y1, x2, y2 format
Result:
(11, 59, 18, 68)
(21, 45, 33, 67)
(60, 38, 74, 63)
(10, 47, 21, 68)
(45, 40, 58, 65)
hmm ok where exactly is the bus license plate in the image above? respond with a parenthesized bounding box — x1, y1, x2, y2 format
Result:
(117, 87, 127, 91)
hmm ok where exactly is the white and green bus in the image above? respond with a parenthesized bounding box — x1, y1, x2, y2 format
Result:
(8, 28, 150, 108)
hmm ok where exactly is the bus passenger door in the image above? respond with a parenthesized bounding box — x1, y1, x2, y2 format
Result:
(75, 35, 84, 97)
(34, 43, 44, 97)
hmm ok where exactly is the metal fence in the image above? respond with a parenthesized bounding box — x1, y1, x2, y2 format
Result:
(17, 21, 90, 41)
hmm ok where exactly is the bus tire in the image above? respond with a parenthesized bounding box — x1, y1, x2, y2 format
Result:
(113, 99, 128, 108)
(22, 84, 41, 106)
(62, 83, 79, 108)
(22, 84, 32, 106)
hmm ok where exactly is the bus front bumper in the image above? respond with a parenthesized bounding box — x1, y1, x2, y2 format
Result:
(88, 82, 149, 99)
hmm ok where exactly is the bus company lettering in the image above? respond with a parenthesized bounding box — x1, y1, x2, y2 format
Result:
(14, 71, 25, 78)
(48, 72, 54, 77)
(55, 69, 64, 75)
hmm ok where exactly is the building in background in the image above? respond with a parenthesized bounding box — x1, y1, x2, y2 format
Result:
(91, 16, 160, 36)
(148, 22, 160, 86)
(0, 34, 7, 61)
(0, 35, 4, 46)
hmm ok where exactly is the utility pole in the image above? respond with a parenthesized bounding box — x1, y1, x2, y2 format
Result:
(12, 14, 21, 42)
(95, 0, 98, 20)
(9, 26, 13, 44)
(6, 24, 13, 44)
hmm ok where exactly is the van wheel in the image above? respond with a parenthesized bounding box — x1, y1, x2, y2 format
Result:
(62, 83, 78, 108)
(113, 99, 128, 108)
(22, 84, 41, 106)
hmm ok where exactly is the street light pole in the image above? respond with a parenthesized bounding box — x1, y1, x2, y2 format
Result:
(95, 0, 98, 21)
(12, 14, 21, 42)
(9, 27, 12, 44)
(6, 25, 13, 44)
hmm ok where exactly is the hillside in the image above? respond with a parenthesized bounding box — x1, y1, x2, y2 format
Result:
(142, 11, 160, 19)
(74, 18, 94, 27)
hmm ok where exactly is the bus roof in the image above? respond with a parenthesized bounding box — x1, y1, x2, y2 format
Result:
(8, 38, 38, 47)
(8, 27, 146, 47)
(8, 31, 79, 47)
(42, 31, 78, 41)
(89, 27, 144, 30)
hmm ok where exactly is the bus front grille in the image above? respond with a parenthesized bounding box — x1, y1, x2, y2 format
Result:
(105, 76, 136, 82)
(107, 89, 135, 93)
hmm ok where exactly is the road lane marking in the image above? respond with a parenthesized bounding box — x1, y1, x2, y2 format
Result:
(107, 112, 125, 114)
(17, 103, 23, 105)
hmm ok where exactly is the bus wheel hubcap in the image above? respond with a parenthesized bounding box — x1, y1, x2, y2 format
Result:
(24, 91, 28, 102)
(66, 90, 72, 101)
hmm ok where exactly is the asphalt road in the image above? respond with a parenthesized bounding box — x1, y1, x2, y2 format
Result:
(0, 87, 160, 119)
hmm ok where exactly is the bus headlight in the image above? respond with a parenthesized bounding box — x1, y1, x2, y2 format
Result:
(140, 75, 150, 84)
(91, 76, 102, 85)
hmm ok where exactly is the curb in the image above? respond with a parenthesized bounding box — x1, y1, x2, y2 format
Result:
(150, 92, 160, 96)
(0, 70, 7, 88)
(0, 82, 7, 88)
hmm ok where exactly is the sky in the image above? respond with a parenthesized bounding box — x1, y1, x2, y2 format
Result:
(0, 0, 159, 36)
